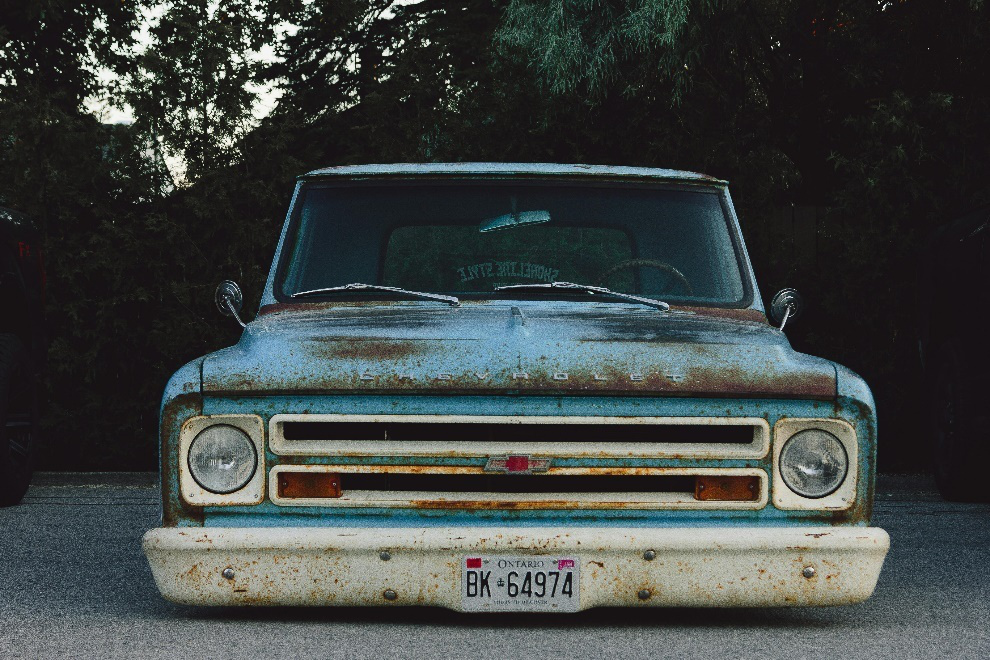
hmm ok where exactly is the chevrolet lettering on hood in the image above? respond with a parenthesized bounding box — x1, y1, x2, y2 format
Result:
(358, 371, 686, 383)
(144, 163, 888, 612)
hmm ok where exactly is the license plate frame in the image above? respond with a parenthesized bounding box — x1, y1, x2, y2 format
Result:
(461, 555, 580, 612)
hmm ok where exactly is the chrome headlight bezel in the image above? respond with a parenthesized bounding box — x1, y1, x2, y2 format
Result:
(772, 418, 858, 511)
(179, 415, 265, 506)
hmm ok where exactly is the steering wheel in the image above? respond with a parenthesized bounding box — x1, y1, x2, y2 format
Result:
(596, 259, 694, 295)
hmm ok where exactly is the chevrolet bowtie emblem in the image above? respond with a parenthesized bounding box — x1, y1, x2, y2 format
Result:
(484, 455, 551, 474)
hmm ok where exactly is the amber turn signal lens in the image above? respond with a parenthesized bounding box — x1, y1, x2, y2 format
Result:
(278, 472, 343, 499)
(694, 475, 760, 501)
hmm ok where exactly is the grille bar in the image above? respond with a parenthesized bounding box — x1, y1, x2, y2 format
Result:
(281, 421, 753, 444)
(268, 466, 768, 510)
(340, 473, 699, 494)
(269, 414, 770, 460)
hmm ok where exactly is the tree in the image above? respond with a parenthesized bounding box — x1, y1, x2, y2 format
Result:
(2, 0, 988, 472)
(124, 0, 281, 183)
(271, 0, 516, 164)
(0, 1, 135, 223)
(494, 0, 990, 470)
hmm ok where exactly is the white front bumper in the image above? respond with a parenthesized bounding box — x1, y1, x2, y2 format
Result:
(143, 526, 889, 609)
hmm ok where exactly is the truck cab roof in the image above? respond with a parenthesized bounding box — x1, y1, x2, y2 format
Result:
(300, 163, 727, 186)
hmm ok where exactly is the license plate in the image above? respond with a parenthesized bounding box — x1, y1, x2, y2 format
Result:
(461, 555, 580, 612)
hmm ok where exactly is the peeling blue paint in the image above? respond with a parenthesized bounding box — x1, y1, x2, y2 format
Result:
(158, 165, 879, 537)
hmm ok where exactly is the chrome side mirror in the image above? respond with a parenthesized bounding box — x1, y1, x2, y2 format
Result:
(770, 288, 803, 331)
(215, 280, 246, 328)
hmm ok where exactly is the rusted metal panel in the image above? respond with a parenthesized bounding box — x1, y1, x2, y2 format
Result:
(202, 304, 835, 399)
(265, 465, 769, 510)
(159, 357, 206, 527)
(277, 471, 342, 499)
(255, 300, 771, 320)
(142, 526, 889, 608)
(150, 166, 885, 610)
(672, 306, 769, 324)
(160, 392, 203, 527)
(695, 475, 760, 501)
(834, 364, 878, 524)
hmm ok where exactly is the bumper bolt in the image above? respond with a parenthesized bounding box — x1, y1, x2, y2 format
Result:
(221, 568, 235, 580)
(379, 551, 391, 561)
(383, 589, 398, 601)
(637, 589, 651, 600)
(802, 566, 816, 579)
(643, 550, 656, 561)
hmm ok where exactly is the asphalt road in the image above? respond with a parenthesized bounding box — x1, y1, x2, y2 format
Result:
(1, 473, 988, 659)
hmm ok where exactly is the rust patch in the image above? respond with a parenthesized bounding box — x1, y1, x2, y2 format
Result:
(679, 359, 834, 400)
(294, 342, 836, 398)
(160, 392, 204, 527)
(407, 499, 586, 510)
(672, 306, 768, 324)
(257, 301, 403, 316)
(313, 339, 426, 361)
(260, 300, 767, 323)
(694, 475, 760, 501)
(841, 397, 874, 423)
(205, 348, 835, 399)
(278, 472, 343, 499)
(259, 301, 328, 316)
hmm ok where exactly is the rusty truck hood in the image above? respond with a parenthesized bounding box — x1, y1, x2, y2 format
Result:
(201, 303, 836, 399)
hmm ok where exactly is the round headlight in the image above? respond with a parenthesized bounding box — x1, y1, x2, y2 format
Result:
(779, 429, 848, 498)
(188, 425, 257, 494)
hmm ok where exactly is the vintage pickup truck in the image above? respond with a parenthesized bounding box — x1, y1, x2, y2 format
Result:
(143, 163, 889, 611)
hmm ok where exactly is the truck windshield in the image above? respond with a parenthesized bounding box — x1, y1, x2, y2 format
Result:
(279, 182, 747, 305)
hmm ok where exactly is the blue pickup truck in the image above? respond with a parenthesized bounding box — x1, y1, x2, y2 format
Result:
(144, 164, 888, 611)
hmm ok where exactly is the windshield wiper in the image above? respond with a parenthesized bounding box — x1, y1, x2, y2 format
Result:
(494, 281, 669, 311)
(291, 283, 460, 306)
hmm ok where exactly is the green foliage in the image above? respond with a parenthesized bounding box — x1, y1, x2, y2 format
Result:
(271, 0, 515, 163)
(124, 0, 282, 183)
(497, 0, 695, 100)
(2, 0, 296, 469)
(0, 1, 136, 218)
(1, 0, 989, 470)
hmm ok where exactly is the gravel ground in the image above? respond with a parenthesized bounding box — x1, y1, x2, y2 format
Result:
(0, 472, 988, 659)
